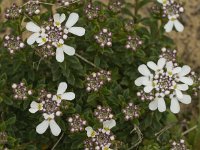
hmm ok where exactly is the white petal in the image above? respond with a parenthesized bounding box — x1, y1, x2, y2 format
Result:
(135, 77, 147, 86)
(166, 61, 173, 72)
(147, 61, 158, 71)
(179, 65, 191, 77)
(57, 82, 68, 95)
(29, 108, 38, 113)
(172, 67, 181, 74)
(60, 13, 66, 23)
(50, 119, 61, 136)
(26, 22, 41, 32)
(36, 120, 49, 134)
(179, 77, 193, 85)
(144, 85, 153, 93)
(56, 47, 64, 62)
(175, 89, 183, 99)
(53, 13, 60, 23)
(170, 98, 180, 113)
(164, 20, 174, 32)
(69, 27, 85, 36)
(177, 84, 188, 91)
(85, 126, 94, 137)
(62, 44, 75, 56)
(178, 94, 191, 104)
(27, 33, 40, 45)
(158, 98, 166, 112)
(30, 101, 39, 109)
(174, 20, 184, 32)
(138, 64, 151, 76)
(65, 13, 79, 28)
(157, 0, 163, 3)
(149, 99, 158, 111)
(61, 92, 75, 101)
(103, 119, 116, 129)
(157, 58, 166, 69)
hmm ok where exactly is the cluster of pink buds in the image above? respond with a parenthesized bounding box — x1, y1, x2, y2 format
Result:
(86, 70, 111, 92)
(94, 105, 113, 122)
(84, 2, 100, 20)
(125, 36, 143, 51)
(3, 35, 25, 54)
(159, 47, 177, 65)
(24, 0, 40, 16)
(0, 132, 7, 145)
(170, 139, 188, 150)
(108, 0, 124, 13)
(5, 3, 22, 19)
(94, 28, 112, 48)
(35, 44, 55, 58)
(124, 20, 135, 32)
(122, 102, 140, 121)
(12, 82, 33, 100)
(67, 114, 87, 133)
(137, 90, 155, 101)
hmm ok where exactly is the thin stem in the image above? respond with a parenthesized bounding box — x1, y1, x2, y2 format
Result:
(38, 2, 54, 6)
(51, 132, 64, 150)
(182, 125, 197, 136)
(128, 125, 143, 150)
(75, 53, 101, 70)
(24, 13, 37, 24)
(36, 57, 43, 71)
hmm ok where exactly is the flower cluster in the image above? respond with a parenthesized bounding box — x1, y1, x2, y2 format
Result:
(135, 57, 193, 113)
(170, 139, 188, 150)
(189, 72, 200, 97)
(157, 0, 184, 32)
(122, 102, 140, 121)
(124, 20, 135, 32)
(137, 90, 155, 101)
(35, 44, 55, 58)
(0, 132, 7, 145)
(125, 36, 143, 51)
(26, 13, 85, 62)
(29, 82, 75, 136)
(67, 114, 87, 133)
(108, 0, 124, 13)
(94, 28, 112, 48)
(84, 119, 116, 150)
(3, 35, 25, 54)
(94, 105, 113, 122)
(84, 2, 100, 20)
(12, 82, 32, 100)
(24, 0, 40, 16)
(57, 0, 80, 6)
(5, 3, 22, 19)
(159, 47, 177, 65)
(86, 70, 111, 92)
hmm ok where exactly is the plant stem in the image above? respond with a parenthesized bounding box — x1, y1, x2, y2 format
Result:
(75, 53, 101, 70)
(38, 1, 54, 5)
(51, 132, 64, 150)
(182, 125, 197, 136)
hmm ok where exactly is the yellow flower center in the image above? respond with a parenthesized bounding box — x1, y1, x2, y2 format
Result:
(55, 22, 60, 26)
(42, 38, 47, 42)
(38, 103, 43, 110)
(168, 71, 173, 76)
(104, 147, 109, 150)
(57, 43, 63, 48)
(91, 131, 96, 137)
(56, 95, 61, 100)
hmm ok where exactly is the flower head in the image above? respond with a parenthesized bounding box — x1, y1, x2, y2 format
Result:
(125, 36, 143, 51)
(160, 0, 184, 32)
(26, 12, 85, 62)
(94, 28, 112, 48)
(170, 139, 188, 150)
(5, 3, 22, 19)
(122, 103, 140, 121)
(135, 57, 193, 113)
(94, 105, 113, 122)
(52, 82, 75, 103)
(3, 35, 25, 54)
(24, 0, 40, 16)
(84, 2, 101, 20)
(12, 82, 32, 100)
(108, 0, 124, 13)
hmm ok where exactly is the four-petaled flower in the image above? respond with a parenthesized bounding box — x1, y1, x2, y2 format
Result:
(102, 119, 116, 134)
(52, 82, 75, 103)
(85, 126, 97, 137)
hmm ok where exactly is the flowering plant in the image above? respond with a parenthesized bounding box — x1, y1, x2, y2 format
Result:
(0, 0, 199, 150)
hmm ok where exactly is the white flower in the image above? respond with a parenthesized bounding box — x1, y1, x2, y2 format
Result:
(157, 0, 168, 5)
(53, 13, 66, 28)
(164, 18, 184, 33)
(36, 34, 48, 46)
(53, 82, 75, 103)
(29, 101, 43, 113)
(170, 93, 191, 113)
(102, 119, 116, 134)
(149, 95, 166, 112)
(171, 82, 189, 99)
(64, 13, 86, 37)
(26, 22, 45, 45)
(85, 126, 96, 137)
(147, 58, 166, 74)
(36, 113, 61, 136)
(166, 61, 181, 77)
(176, 65, 193, 86)
(55, 39, 75, 62)
(102, 144, 113, 150)
(134, 64, 153, 87)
